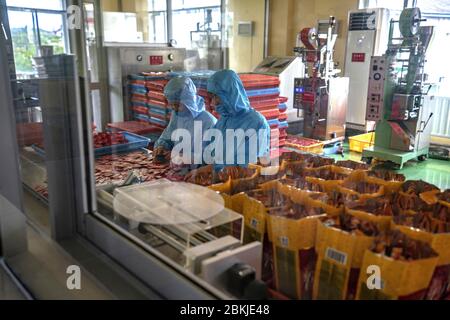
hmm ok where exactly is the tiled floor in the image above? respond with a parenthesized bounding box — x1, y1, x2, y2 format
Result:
(329, 143, 450, 190)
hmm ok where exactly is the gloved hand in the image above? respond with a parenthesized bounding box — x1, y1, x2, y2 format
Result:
(153, 147, 170, 164)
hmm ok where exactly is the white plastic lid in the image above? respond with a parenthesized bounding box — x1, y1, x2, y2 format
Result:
(113, 179, 225, 225)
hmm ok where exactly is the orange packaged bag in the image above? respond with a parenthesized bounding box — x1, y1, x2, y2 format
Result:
(313, 212, 380, 300)
(267, 187, 334, 299)
(356, 229, 439, 300)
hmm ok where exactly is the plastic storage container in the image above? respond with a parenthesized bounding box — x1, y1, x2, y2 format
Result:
(246, 87, 280, 98)
(94, 132, 151, 157)
(348, 132, 375, 153)
(239, 73, 280, 89)
(285, 136, 324, 155)
(32, 132, 151, 158)
(107, 121, 163, 136)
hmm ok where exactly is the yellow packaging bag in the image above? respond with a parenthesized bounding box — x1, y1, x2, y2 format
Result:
(285, 164, 353, 181)
(311, 165, 354, 180)
(242, 194, 274, 284)
(393, 208, 450, 300)
(269, 214, 325, 300)
(280, 177, 343, 218)
(313, 214, 377, 300)
(391, 180, 440, 213)
(356, 229, 439, 300)
(338, 170, 386, 205)
(281, 176, 342, 193)
(268, 188, 330, 299)
(209, 179, 233, 209)
(345, 207, 392, 232)
(241, 180, 288, 285)
(336, 160, 371, 171)
(209, 178, 232, 194)
(242, 194, 268, 243)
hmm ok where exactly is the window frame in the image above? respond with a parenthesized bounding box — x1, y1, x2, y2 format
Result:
(147, 0, 224, 47)
(7, 2, 70, 76)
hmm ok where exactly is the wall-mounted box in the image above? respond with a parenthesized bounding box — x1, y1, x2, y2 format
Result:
(238, 21, 254, 36)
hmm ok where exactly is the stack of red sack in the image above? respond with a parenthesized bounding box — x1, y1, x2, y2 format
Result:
(239, 73, 289, 159)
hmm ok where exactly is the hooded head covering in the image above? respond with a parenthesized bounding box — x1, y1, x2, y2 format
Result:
(207, 70, 251, 117)
(164, 77, 205, 118)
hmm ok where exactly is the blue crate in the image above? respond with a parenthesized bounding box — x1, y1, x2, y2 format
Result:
(246, 87, 280, 97)
(131, 101, 148, 108)
(129, 84, 148, 94)
(268, 119, 279, 127)
(279, 121, 288, 129)
(134, 114, 150, 122)
(94, 132, 151, 157)
(149, 117, 169, 127)
(128, 74, 167, 81)
(147, 102, 169, 111)
(278, 103, 287, 112)
(168, 70, 215, 79)
(32, 133, 151, 158)
(149, 107, 171, 116)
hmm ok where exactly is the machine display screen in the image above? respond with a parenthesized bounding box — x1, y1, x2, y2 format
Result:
(149, 55, 163, 65)
(352, 53, 366, 62)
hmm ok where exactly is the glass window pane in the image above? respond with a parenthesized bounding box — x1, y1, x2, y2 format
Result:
(37, 13, 66, 55)
(147, 0, 167, 11)
(417, 0, 450, 13)
(172, 7, 221, 49)
(148, 12, 167, 43)
(7, 9, 37, 78)
(172, 0, 221, 10)
(103, 12, 142, 43)
(6, 0, 63, 10)
(422, 17, 450, 96)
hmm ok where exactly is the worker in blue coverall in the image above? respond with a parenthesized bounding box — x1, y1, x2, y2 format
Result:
(153, 77, 217, 165)
(185, 70, 271, 179)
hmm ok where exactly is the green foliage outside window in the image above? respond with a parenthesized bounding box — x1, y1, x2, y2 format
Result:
(11, 27, 64, 76)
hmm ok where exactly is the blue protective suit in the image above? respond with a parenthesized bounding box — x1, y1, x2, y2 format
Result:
(154, 77, 217, 164)
(206, 70, 270, 171)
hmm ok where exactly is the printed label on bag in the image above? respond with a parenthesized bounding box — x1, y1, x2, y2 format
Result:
(325, 247, 347, 265)
(280, 236, 289, 247)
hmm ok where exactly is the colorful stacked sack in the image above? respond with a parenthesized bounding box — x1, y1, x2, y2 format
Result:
(128, 72, 169, 128)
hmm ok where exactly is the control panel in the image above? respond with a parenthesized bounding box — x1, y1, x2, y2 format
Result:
(293, 78, 317, 110)
(366, 56, 387, 121)
(293, 78, 305, 109)
(149, 55, 164, 65)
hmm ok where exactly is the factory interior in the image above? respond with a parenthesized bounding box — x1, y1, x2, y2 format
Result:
(0, 0, 450, 301)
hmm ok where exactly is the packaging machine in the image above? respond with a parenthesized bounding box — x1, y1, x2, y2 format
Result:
(293, 17, 349, 145)
(362, 7, 435, 169)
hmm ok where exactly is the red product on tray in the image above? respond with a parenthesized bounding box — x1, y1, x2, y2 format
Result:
(93, 132, 128, 149)
(108, 121, 163, 135)
(95, 151, 184, 185)
(286, 136, 320, 147)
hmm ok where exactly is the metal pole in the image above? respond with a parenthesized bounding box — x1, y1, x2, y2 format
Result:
(166, 0, 172, 45)
(263, 0, 270, 58)
(0, 3, 28, 256)
(221, 0, 228, 69)
(66, 0, 97, 236)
